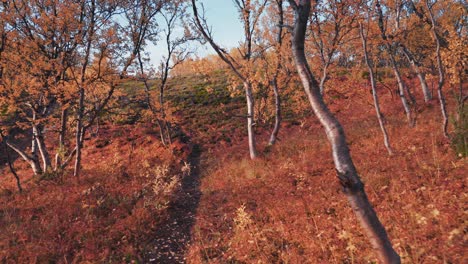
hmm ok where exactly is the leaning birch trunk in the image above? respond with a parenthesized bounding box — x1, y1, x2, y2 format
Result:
(288, 1, 400, 263)
(388, 53, 414, 126)
(387, 51, 414, 120)
(319, 62, 330, 94)
(390, 62, 414, 126)
(269, 78, 282, 146)
(191, 0, 259, 159)
(401, 47, 432, 102)
(360, 23, 393, 155)
(413, 66, 431, 103)
(389, 59, 416, 105)
(34, 124, 52, 172)
(375, 0, 413, 126)
(383, 47, 415, 122)
(268, 0, 285, 146)
(244, 81, 258, 159)
(6, 140, 43, 175)
(55, 108, 68, 170)
(426, 0, 449, 138)
(74, 86, 84, 177)
(31, 112, 43, 174)
(159, 79, 171, 146)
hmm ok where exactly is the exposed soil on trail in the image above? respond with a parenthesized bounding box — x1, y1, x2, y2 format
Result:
(145, 143, 202, 263)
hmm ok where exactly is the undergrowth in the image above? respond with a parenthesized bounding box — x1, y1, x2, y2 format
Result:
(0, 125, 191, 262)
(183, 76, 466, 263)
(0, 71, 465, 263)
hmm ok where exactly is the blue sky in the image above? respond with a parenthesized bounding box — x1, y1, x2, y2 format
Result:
(147, 0, 243, 66)
(195, 0, 244, 51)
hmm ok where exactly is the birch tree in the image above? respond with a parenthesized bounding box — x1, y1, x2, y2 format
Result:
(0, 0, 127, 177)
(256, 0, 291, 146)
(152, 1, 194, 146)
(397, 20, 432, 102)
(425, 0, 449, 137)
(72, 0, 175, 177)
(119, 0, 167, 145)
(359, 19, 393, 155)
(0, 0, 82, 175)
(73, 0, 97, 177)
(308, 0, 360, 94)
(376, 0, 414, 127)
(287, 0, 400, 262)
(191, 0, 268, 159)
(267, 0, 286, 146)
(389, 0, 433, 102)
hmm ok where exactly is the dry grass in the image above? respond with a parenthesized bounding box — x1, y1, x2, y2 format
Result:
(0, 124, 191, 263)
(0, 72, 465, 263)
(184, 77, 466, 263)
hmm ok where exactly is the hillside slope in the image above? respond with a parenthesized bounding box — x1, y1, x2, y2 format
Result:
(0, 70, 466, 263)
(164, 71, 466, 263)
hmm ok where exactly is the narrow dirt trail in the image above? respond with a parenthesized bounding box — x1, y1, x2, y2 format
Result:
(145, 143, 202, 263)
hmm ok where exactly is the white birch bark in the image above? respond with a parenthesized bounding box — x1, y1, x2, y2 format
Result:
(287, 1, 400, 262)
(6, 140, 43, 175)
(426, 0, 449, 138)
(401, 46, 432, 102)
(191, 0, 261, 159)
(360, 22, 393, 155)
(376, 0, 414, 126)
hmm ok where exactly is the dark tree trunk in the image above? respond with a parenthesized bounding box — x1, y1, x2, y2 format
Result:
(55, 108, 68, 170)
(74, 0, 96, 177)
(1, 133, 22, 192)
(74, 87, 84, 177)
